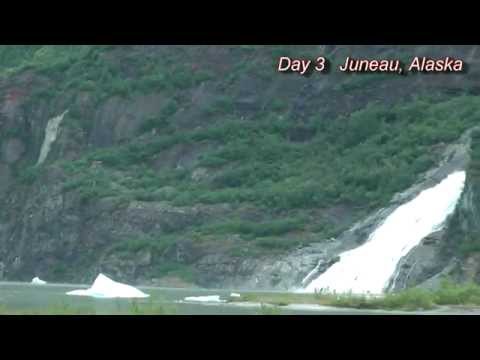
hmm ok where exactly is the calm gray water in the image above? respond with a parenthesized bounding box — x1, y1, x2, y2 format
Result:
(0, 282, 476, 315)
(0, 282, 316, 315)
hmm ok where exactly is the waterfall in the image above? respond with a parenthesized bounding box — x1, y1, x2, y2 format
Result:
(301, 171, 466, 295)
(36, 110, 68, 166)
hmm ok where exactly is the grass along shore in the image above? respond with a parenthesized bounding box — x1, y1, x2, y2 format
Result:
(228, 280, 480, 311)
(0, 298, 178, 315)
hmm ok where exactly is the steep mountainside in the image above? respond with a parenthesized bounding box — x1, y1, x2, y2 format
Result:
(1, 45, 480, 288)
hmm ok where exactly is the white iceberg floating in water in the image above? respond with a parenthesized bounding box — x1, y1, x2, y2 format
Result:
(66, 273, 149, 299)
(31, 277, 47, 285)
(184, 295, 226, 303)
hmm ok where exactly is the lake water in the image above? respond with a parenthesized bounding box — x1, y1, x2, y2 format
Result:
(0, 282, 476, 315)
(0, 281, 317, 315)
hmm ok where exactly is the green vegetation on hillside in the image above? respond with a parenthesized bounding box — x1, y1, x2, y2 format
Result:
(61, 94, 480, 209)
(55, 94, 480, 251)
(444, 128, 480, 256)
(2, 45, 480, 284)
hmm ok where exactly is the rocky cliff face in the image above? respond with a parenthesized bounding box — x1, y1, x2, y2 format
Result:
(230, 128, 477, 291)
(1, 45, 480, 289)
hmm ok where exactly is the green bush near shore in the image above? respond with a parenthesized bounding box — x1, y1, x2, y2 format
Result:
(257, 304, 282, 315)
(329, 288, 435, 310)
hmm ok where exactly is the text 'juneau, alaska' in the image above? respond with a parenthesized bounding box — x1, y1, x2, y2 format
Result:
(277, 56, 464, 75)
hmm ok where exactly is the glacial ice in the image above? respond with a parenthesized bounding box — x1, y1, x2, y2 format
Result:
(66, 273, 150, 299)
(184, 295, 226, 303)
(31, 277, 47, 285)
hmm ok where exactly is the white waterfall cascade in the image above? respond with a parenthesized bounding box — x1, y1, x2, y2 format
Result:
(301, 171, 466, 295)
(36, 110, 68, 166)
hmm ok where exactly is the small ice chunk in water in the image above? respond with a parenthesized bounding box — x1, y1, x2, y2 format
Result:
(184, 295, 226, 303)
(31, 277, 47, 285)
(230, 293, 241, 298)
(66, 273, 149, 299)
